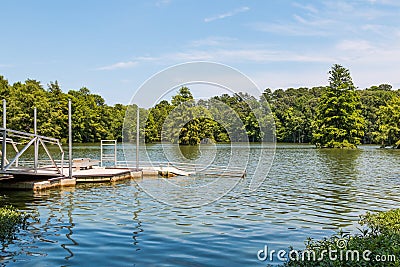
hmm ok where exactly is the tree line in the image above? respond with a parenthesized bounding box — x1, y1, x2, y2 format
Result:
(267, 65, 400, 148)
(0, 64, 399, 148)
(139, 65, 400, 148)
(0, 76, 125, 143)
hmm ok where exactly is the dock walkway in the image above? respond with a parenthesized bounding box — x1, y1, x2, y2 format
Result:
(0, 100, 245, 192)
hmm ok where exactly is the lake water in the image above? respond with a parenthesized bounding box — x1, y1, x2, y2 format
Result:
(0, 144, 399, 266)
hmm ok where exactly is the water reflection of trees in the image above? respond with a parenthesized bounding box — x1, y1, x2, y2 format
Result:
(313, 148, 362, 228)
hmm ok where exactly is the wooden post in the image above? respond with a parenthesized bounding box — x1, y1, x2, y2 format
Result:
(1, 99, 6, 170)
(68, 99, 72, 179)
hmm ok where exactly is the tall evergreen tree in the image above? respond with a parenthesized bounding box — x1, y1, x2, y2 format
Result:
(377, 96, 400, 148)
(312, 64, 364, 148)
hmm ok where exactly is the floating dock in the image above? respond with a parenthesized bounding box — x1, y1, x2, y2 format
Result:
(71, 168, 141, 183)
(0, 100, 246, 192)
(0, 163, 196, 190)
(0, 175, 76, 190)
(0, 166, 145, 190)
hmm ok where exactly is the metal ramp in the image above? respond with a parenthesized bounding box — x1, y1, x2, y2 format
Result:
(117, 160, 246, 178)
(0, 100, 65, 178)
(158, 166, 192, 176)
(145, 165, 193, 176)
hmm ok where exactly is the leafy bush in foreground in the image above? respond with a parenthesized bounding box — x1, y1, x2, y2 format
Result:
(283, 209, 400, 267)
(0, 205, 29, 242)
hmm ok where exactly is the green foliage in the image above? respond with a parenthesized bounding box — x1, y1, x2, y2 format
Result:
(360, 209, 400, 234)
(171, 86, 194, 106)
(146, 88, 266, 145)
(123, 104, 148, 143)
(267, 87, 322, 143)
(377, 96, 400, 148)
(284, 209, 400, 267)
(212, 92, 263, 142)
(0, 75, 127, 143)
(359, 86, 396, 144)
(0, 71, 399, 147)
(161, 88, 218, 145)
(0, 205, 29, 242)
(145, 100, 173, 143)
(312, 64, 364, 148)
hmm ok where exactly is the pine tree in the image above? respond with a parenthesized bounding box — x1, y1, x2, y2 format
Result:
(312, 64, 364, 148)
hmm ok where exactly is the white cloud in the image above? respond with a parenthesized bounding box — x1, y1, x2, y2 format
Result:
(189, 36, 237, 47)
(292, 2, 319, 14)
(252, 69, 328, 91)
(254, 0, 399, 40)
(131, 48, 335, 65)
(155, 0, 170, 7)
(323, 1, 355, 13)
(204, 6, 249, 23)
(366, 0, 400, 6)
(337, 40, 374, 51)
(334, 39, 400, 67)
(251, 22, 329, 36)
(97, 61, 138, 71)
(293, 14, 332, 26)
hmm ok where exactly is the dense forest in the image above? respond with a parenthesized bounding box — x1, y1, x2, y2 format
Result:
(0, 76, 125, 143)
(0, 65, 399, 148)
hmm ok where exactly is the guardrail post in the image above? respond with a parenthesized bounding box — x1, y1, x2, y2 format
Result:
(68, 99, 72, 179)
(136, 106, 139, 171)
(34, 107, 38, 173)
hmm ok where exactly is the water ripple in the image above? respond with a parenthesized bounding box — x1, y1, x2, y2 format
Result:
(0, 144, 399, 266)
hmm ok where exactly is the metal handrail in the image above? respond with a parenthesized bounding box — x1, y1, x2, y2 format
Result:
(0, 127, 60, 142)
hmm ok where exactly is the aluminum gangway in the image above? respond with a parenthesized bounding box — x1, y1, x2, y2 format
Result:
(117, 160, 246, 178)
(0, 100, 65, 178)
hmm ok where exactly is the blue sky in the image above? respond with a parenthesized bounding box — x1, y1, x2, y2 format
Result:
(1, 0, 400, 105)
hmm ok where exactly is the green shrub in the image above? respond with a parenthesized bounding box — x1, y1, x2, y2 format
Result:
(360, 209, 400, 234)
(0, 205, 29, 242)
(283, 209, 400, 267)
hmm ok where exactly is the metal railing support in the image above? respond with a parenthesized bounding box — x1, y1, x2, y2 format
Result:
(39, 138, 62, 175)
(136, 106, 139, 171)
(68, 99, 72, 179)
(4, 137, 36, 171)
(57, 141, 64, 176)
(1, 99, 6, 170)
(0, 100, 66, 176)
(34, 107, 38, 173)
